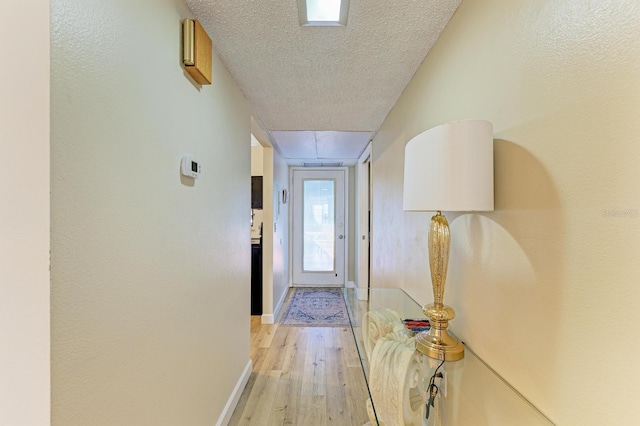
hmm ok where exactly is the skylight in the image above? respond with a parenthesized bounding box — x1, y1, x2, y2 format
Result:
(307, 0, 341, 21)
(298, 0, 350, 27)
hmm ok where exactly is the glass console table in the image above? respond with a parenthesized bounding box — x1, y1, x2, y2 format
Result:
(343, 288, 555, 426)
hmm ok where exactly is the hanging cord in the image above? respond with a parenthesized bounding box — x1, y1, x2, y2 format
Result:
(425, 359, 445, 420)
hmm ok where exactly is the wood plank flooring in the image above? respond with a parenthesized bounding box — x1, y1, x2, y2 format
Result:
(228, 311, 371, 425)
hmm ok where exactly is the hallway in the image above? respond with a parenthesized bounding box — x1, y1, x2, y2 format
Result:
(5, 1, 640, 424)
(229, 316, 370, 425)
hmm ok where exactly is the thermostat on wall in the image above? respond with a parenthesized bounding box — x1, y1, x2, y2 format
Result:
(181, 156, 201, 179)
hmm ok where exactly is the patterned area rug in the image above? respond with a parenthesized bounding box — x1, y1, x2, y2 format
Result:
(282, 288, 351, 326)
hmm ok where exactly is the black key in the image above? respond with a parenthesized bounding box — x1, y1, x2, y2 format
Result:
(425, 384, 438, 419)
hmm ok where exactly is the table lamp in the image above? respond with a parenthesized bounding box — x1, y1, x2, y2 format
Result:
(403, 119, 494, 361)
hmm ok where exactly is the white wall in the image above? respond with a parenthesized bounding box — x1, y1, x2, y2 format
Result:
(261, 147, 275, 321)
(355, 145, 371, 298)
(0, 1, 51, 424)
(271, 150, 290, 315)
(348, 166, 356, 282)
(50, 0, 251, 424)
(371, 0, 640, 424)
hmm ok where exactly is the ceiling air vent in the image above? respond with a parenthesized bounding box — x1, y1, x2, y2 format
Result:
(302, 162, 343, 167)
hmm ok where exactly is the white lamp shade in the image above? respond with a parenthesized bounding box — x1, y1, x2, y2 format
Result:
(403, 120, 494, 212)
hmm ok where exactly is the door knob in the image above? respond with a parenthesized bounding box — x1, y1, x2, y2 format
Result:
(338, 235, 344, 239)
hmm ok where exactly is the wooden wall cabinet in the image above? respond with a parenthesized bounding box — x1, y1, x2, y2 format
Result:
(182, 19, 212, 85)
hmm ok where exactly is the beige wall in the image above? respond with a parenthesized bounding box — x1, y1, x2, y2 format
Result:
(0, 1, 51, 424)
(250, 144, 289, 322)
(251, 145, 264, 176)
(371, 0, 640, 424)
(50, 0, 251, 424)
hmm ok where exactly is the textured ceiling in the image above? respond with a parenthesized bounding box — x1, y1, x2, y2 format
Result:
(186, 0, 461, 161)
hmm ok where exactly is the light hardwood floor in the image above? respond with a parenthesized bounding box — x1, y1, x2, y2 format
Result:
(228, 314, 371, 425)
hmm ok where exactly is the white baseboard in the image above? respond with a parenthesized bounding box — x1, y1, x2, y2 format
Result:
(292, 284, 342, 287)
(216, 359, 252, 426)
(346, 281, 368, 300)
(357, 287, 369, 301)
(261, 285, 290, 324)
(273, 286, 289, 319)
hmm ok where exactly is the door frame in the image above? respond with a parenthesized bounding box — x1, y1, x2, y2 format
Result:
(355, 144, 372, 300)
(289, 167, 349, 287)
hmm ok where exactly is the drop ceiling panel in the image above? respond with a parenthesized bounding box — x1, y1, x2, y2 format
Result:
(271, 131, 317, 159)
(271, 130, 372, 164)
(316, 131, 372, 159)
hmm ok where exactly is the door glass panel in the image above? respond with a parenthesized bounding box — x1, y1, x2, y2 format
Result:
(303, 179, 335, 272)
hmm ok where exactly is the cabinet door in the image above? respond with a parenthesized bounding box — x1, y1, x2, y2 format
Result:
(251, 245, 262, 315)
(251, 176, 263, 209)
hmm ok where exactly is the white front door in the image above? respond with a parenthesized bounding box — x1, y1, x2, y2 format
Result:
(292, 169, 346, 286)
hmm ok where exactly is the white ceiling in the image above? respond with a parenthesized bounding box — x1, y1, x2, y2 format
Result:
(186, 0, 461, 164)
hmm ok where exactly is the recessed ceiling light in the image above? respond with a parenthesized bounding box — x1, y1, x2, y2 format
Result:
(298, 0, 350, 27)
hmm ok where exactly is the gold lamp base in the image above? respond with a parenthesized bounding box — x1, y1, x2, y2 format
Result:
(415, 303, 464, 361)
(418, 211, 465, 361)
